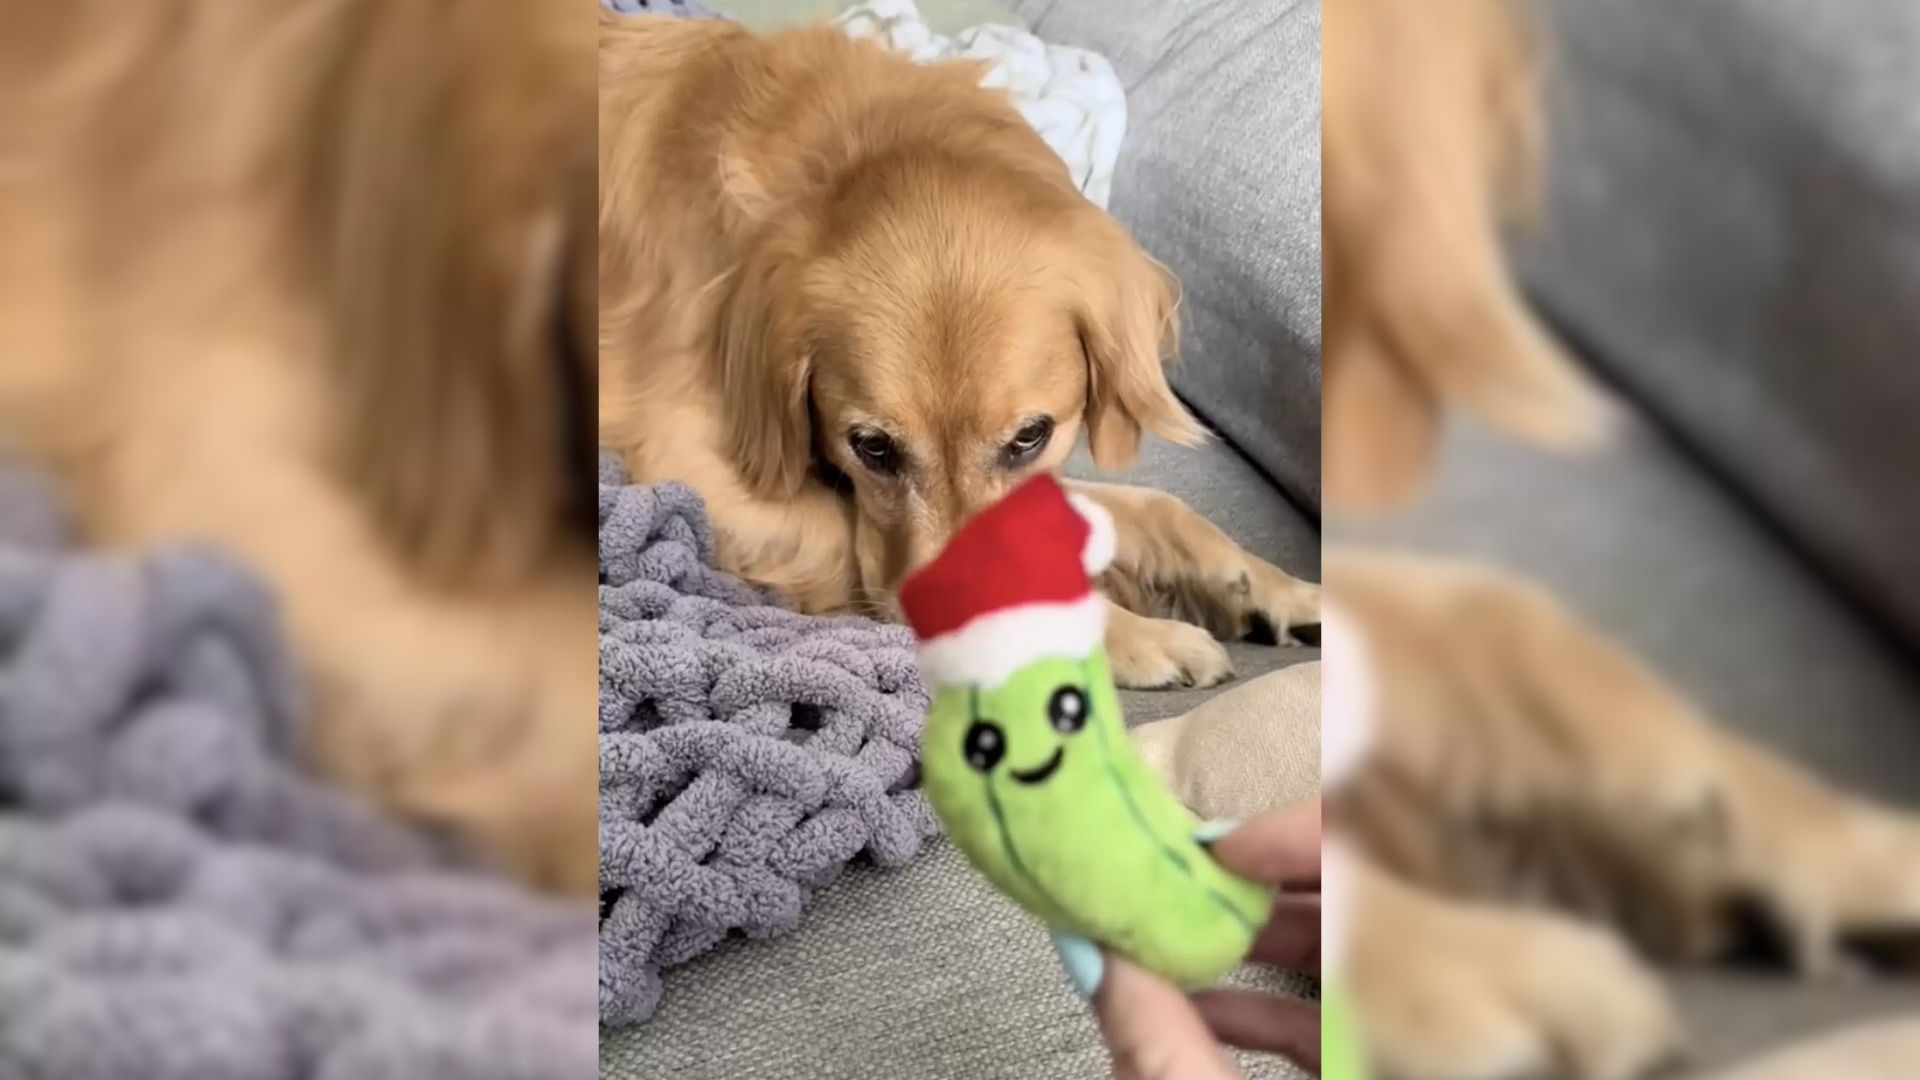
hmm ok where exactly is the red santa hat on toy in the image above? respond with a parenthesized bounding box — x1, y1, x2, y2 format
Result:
(898, 474, 1116, 688)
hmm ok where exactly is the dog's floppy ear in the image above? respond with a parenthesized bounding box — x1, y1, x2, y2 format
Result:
(311, 0, 595, 584)
(1322, 0, 1608, 514)
(1074, 224, 1205, 470)
(717, 245, 815, 497)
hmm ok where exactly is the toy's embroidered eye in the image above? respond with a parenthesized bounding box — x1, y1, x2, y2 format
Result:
(964, 721, 1006, 772)
(1048, 686, 1087, 734)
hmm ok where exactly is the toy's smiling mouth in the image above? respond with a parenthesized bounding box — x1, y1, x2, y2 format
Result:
(1010, 747, 1064, 785)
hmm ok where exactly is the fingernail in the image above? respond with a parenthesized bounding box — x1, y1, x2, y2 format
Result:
(1192, 818, 1241, 847)
(1049, 932, 1104, 999)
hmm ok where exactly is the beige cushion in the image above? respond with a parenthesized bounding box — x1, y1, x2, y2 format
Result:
(1131, 663, 1321, 822)
(1704, 1020, 1920, 1080)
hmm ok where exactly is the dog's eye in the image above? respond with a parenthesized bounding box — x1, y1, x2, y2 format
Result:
(1004, 416, 1055, 465)
(848, 429, 902, 475)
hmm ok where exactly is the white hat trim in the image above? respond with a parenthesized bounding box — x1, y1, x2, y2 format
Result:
(1320, 601, 1377, 789)
(1065, 492, 1117, 576)
(915, 592, 1108, 688)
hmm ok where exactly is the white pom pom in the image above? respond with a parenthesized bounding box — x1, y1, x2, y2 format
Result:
(1321, 603, 1378, 788)
(1065, 492, 1116, 576)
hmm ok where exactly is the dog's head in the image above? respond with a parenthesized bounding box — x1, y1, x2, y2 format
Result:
(713, 66, 1201, 609)
(311, 0, 597, 584)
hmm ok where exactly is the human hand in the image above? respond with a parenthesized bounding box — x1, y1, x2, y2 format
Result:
(1055, 797, 1324, 1078)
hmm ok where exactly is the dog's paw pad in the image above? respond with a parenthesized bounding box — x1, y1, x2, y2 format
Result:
(1233, 562, 1320, 650)
(1110, 616, 1233, 691)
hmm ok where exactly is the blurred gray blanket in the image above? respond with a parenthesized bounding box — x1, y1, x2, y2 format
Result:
(596, 457, 936, 1026)
(0, 460, 597, 1080)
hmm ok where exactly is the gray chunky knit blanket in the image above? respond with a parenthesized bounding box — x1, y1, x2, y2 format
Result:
(597, 457, 936, 1026)
(0, 459, 597, 1080)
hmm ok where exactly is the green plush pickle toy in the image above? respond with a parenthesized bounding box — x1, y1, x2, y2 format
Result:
(900, 475, 1271, 988)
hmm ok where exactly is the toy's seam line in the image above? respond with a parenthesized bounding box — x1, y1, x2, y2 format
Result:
(1084, 659, 1262, 934)
(984, 768, 1073, 927)
(975, 687, 1071, 926)
(1207, 885, 1263, 932)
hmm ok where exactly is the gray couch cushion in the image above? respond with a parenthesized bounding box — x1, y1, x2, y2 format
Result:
(1516, 0, 1920, 653)
(1012, 0, 1323, 515)
(602, 435, 1319, 1079)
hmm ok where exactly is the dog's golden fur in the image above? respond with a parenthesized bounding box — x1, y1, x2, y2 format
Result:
(1334, 555, 1920, 972)
(1332, 553, 1920, 1079)
(0, 0, 598, 891)
(1326, 2, 1920, 1077)
(1323, 0, 1608, 512)
(598, 15, 1319, 688)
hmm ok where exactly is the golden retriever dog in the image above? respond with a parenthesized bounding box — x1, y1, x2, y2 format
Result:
(1324, 1, 1920, 1077)
(597, 14, 1320, 689)
(0, 1, 599, 892)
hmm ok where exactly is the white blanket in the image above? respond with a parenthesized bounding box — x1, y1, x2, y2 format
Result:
(835, 0, 1128, 209)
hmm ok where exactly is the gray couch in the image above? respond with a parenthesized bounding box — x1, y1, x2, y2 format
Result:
(1341, 1, 1920, 1072)
(600, 0, 1324, 1076)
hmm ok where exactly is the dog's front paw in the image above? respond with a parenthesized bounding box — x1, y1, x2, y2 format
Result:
(1244, 562, 1322, 646)
(1356, 880, 1684, 1080)
(1106, 605, 1234, 690)
(1751, 800, 1920, 981)
(1162, 558, 1321, 647)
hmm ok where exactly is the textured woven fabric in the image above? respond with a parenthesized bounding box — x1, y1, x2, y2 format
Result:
(596, 457, 937, 1027)
(0, 459, 596, 1080)
(700, 0, 1026, 37)
(601, 0, 723, 17)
